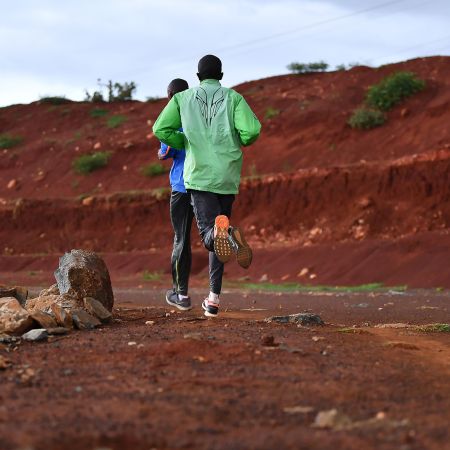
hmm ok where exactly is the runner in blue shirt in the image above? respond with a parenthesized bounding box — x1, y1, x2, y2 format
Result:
(157, 78, 193, 311)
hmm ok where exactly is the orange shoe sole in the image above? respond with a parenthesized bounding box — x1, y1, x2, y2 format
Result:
(214, 215, 232, 263)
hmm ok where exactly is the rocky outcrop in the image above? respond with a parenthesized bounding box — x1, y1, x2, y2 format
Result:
(54, 250, 114, 311)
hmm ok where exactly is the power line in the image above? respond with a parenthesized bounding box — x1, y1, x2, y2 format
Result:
(368, 34, 450, 64)
(122, 0, 409, 77)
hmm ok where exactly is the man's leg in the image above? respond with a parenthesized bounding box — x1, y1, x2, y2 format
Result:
(167, 191, 193, 310)
(209, 194, 235, 295)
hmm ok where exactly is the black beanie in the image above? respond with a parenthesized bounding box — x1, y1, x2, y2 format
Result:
(167, 78, 189, 95)
(197, 55, 222, 80)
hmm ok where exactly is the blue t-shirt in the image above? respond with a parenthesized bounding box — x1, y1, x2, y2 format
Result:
(158, 140, 186, 193)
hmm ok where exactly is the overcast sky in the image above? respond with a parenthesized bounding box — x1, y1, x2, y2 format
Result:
(1, 0, 450, 106)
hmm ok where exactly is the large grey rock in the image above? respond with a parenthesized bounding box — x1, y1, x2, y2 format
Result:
(264, 313, 324, 326)
(0, 297, 34, 335)
(22, 329, 49, 342)
(54, 250, 114, 311)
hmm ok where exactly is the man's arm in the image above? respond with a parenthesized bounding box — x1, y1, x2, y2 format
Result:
(234, 96, 262, 146)
(153, 95, 185, 149)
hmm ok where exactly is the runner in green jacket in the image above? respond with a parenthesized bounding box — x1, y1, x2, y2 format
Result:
(153, 54, 261, 317)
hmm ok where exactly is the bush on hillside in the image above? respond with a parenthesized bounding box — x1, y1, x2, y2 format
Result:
(85, 79, 137, 103)
(39, 96, 72, 105)
(287, 61, 328, 74)
(348, 108, 386, 130)
(366, 71, 425, 111)
(0, 134, 23, 149)
(72, 151, 112, 174)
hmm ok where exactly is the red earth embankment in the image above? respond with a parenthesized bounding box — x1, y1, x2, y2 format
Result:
(0, 56, 449, 287)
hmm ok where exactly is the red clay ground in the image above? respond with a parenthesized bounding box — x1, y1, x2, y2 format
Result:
(1, 287, 449, 450)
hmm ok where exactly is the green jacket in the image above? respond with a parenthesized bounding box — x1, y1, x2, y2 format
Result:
(153, 79, 261, 194)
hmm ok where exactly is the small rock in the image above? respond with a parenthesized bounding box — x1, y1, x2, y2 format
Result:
(259, 274, 269, 282)
(74, 386, 83, 393)
(82, 196, 94, 206)
(22, 329, 48, 342)
(0, 355, 12, 370)
(283, 406, 314, 414)
(297, 267, 309, 277)
(47, 327, 69, 335)
(264, 313, 324, 326)
(31, 310, 58, 329)
(384, 341, 419, 350)
(312, 336, 325, 342)
(261, 335, 277, 347)
(313, 409, 352, 429)
(0, 297, 34, 335)
(145, 320, 155, 325)
(71, 309, 101, 330)
(83, 297, 112, 323)
(184, 333, 202, 340)
(93, 142, 101, 150)
(51, 303, 74, 329)
(128, 341, 137, 346)
(26, 294, 62, 313)
(7, 179, 17, 189)
(0, 286, 28, 306)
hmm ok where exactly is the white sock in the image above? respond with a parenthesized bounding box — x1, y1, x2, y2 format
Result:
(208, 292, 220, 304)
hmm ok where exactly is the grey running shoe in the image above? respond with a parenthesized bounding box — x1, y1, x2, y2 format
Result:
(165, 289, 192, 311)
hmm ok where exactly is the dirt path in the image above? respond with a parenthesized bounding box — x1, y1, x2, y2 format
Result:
(1, 289, 449, 450)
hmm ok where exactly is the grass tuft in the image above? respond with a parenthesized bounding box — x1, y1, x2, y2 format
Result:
(264, 107, 280, 120)
(416, 323, 450, 333)
(0, 134, 23, 149)
(348, 108, 385, 130)
(90, 108, 109, 118)
(142, 270, 163, 281)
(72, 151, 112, 174)
(106, 114, 127, 128)
(140, 163, 168, 177)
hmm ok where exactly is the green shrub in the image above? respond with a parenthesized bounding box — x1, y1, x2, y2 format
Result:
(348, 108, 385, 129)
(264, 107, 280, 119)
(0, 134, 23, 148)
(90, 108, 109, 118)
(72, 151, 112, 174)
(287, 61, 328, 74)
(366, 71, 425, 111)
(140, 163, 168, 177)
(85, 79, 137, 102)
(39, 96, 72, 105)
(106, 114, 127, 128)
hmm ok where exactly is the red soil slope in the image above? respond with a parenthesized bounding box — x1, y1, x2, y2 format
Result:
(0, 56, 449, 287)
